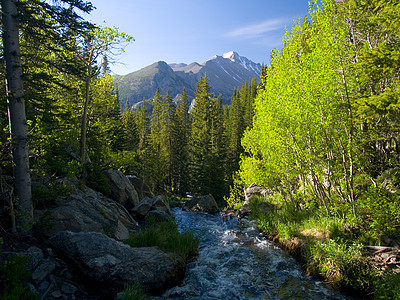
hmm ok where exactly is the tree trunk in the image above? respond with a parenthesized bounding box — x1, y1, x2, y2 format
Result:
(2, 0, 33, 232)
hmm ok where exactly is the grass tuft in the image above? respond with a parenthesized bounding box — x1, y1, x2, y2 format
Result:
(246, 193, 379, 295)
(373, 272, 400, 299)
(119, 283, 144, 300)
(125, 219, 199, 261)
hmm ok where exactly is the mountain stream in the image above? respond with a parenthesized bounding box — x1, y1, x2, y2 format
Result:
(148, 208, 351, 299)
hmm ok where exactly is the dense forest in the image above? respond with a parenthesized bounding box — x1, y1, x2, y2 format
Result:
(114, 76, 257, 199)
(0, 0, 258, 228)
(1, 0, 400, 298)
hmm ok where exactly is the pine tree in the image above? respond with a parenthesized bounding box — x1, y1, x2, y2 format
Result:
(159, 91, 176, 191)
(135, 98, 151, 185)
(148, 88, 165, 189)
(208, 95, 225, 198)
(189, 76, 211, 194)
(1, 0, 94, 232)
(171, 88, 190, 194)
(245, 77, 257, 130)
(150, 88, 163, 138)
(122, 103, 139, 151)
(85, 73, 121, 165)
(225, 87, 243, 188)
(188, 75, 225, 197)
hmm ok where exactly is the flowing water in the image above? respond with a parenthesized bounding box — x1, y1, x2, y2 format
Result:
(151, 208, 350, 300)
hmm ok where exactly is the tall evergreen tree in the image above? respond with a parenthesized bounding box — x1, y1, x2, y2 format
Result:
(189, 75, 212, 194)
(171, 88, 190, 194)
(225, 87, 243, 187)
(188, 75, 225, 197)
(208, 95, 225, 197)
(130, 98, 151, 186)
(120, 101, 138, 151)
(1, 0, 94, 232)
(159, 91, 175, 190)
(245, 77, 257, 130)
(148, 88, 165, 189)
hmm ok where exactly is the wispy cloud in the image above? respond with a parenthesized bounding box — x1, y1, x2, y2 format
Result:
(226, 18, 292, 40)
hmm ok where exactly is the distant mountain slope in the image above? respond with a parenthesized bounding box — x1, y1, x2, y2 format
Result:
(117, 51, 261, 106)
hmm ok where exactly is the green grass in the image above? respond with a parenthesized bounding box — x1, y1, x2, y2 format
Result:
(125, 219, 199, 261)
(245, 194, 379, 296)
(119, 283, 144, 300)
(165, 196, 190, 208)
(307, 239, 373, 291)
(373, 272, 400, 299)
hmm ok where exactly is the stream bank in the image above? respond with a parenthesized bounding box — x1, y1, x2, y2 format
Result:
(147, 208, 350, 299)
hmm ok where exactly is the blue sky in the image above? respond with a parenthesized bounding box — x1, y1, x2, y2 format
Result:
(86, 0, 311, 75)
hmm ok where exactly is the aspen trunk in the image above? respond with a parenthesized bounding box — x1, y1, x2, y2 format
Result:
(2, 0, 33, 232)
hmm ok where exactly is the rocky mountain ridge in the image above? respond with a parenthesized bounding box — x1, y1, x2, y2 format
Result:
(117, 51, 262, 107)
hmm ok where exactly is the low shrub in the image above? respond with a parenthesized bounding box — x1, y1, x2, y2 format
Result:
(86, 165, 111, 196)
(308, 239, 373, 291)
(0, 255, 38, 300)
(373, 272, 400, 299)
(32, 181, 70, 209)
(357, 186, 400, 241)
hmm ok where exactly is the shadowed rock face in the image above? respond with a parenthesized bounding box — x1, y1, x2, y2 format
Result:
(131, 195, 173, 222)
(182, 194, 220, 214)
(48, 231, 185, 294)
(34, 182, 136, 241)
(127, 175, 154, 200)
(118, 61, 191, 108)
(102, 169, 139, 209)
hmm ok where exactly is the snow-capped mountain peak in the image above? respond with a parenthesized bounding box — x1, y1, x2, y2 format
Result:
(222, 51, 239, 62)
(117, 51, 261, 106)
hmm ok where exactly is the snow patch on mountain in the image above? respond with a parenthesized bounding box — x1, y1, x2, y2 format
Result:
(221, 51, 261, 76)
(222, 51, 238, 61)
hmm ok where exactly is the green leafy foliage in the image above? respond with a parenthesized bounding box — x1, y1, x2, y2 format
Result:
(235, 0, 400, 245)
(239, 0, 359, 217)
(357, 184, 400, 240)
